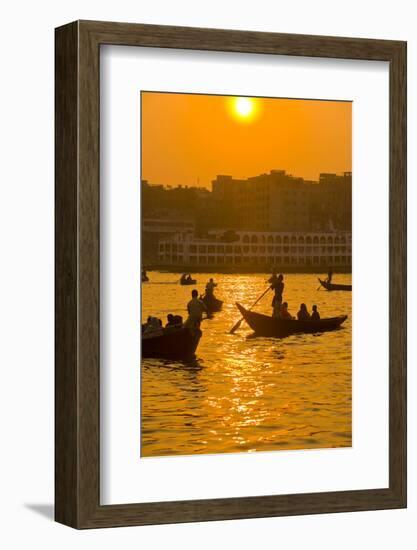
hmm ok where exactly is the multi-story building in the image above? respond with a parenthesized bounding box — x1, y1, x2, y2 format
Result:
(211, 170, 351, 232)
(158, 230, 351, 270)
(142, 215, 195, 263)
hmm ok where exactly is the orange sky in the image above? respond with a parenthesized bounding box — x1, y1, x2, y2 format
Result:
(141, 92, 351, 189)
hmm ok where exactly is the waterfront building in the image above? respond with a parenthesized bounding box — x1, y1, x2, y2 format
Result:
(143, 215, 195, 263)
(157, 230, 352, 270)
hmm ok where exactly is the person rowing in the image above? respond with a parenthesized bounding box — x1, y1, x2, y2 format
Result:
(268, 268, 278, 285)
(326, 268, 333, 284)
(270, 273, 284, 317)
(205, 278, 217, 297)
(184, 289, 207, 329)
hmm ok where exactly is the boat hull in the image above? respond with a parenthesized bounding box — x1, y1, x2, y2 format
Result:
(236, 303, 347, 337)
(180, 279, 197, 285)
(318, 278, 351, 291)
(142, 327, 202, 359)
(202, 296, 223, 313)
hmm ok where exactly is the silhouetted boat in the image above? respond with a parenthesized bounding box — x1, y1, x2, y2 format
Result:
(318, 278, 351, 291)
(142, 326, 202, 359)
(180, 278, 197, 285)
(236, 303, 347, 338)
(202, 295, 223, 314)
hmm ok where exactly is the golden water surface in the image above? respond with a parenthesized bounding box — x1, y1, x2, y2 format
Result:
(141, 272, 352, 457)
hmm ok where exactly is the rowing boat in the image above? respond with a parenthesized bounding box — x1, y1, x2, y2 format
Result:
(318, 278, 351, 291)
(142, 326, 202, 359)
(236, 303, 347, 337)
(202, 295, 223, 313)
(180, 278, 197, 285)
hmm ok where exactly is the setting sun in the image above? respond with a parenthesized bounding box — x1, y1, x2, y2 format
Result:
(232, 97, 257, 121)
(235, 97, 253, 116)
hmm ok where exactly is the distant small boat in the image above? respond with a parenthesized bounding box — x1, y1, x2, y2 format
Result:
(180, 278, 197, 285)
(318, 278, 351, 291)
(202, 295, 223, 314)
(142, 326, 202, 359)
(236, 303, 347, 338)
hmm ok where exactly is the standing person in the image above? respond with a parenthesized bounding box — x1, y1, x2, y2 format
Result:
(205, 278, 217, 303)
(311, 305, 320, 320)
(271, 273, 284, 317)
(268, 268, 278, 285)
(326, 268, 333, 284)
(184, 289, 207, 329)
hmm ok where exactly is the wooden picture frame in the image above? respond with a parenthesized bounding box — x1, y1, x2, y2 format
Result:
(55, 20, 407, 529)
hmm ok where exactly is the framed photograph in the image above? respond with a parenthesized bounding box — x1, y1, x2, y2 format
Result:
(55, 20, 406, 528)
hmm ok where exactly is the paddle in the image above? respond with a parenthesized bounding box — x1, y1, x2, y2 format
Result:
(229, 286, 271, 334)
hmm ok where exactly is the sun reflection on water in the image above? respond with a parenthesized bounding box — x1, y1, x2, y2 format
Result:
(141, 272, 352, 457)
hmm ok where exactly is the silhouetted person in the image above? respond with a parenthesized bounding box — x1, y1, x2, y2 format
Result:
(166, 313, 176, 328)
(311, 305, 320, 321)
(143, 316, 163, 336)
(279, 302, 294, 320)
(205, 278, 217, 296)
(268, 268, 278, 285)
(271, 273, 284, 317)
(297, 303, 311, 321)
(185, 289, 207, 329)
(326, 269, 333, 284)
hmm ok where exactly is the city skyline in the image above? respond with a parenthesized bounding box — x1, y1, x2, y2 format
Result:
(141, 92, 352, 188)
(143, 167, 351, 190)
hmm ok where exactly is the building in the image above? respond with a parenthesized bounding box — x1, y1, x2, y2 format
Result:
(142, 215, 195, 263)
(211, 170, 351, 232)
(158, 230, 352, 270)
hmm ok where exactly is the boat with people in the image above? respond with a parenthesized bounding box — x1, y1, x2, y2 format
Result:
(235, 302, 347, 338)
(202, 295, 223, 314)
(201, 277, 222, 314)
(180, 274, 197, 285)
(318, 278, 351, 291)
(142, 325, 202, 359)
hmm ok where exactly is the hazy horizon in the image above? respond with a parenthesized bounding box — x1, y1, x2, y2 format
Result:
(143, 167, 350, 190)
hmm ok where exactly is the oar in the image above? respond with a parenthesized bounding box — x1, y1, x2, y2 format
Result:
(229, 287, 271, 334)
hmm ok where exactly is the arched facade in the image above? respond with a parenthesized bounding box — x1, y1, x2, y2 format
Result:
(158, 231, 352, 269)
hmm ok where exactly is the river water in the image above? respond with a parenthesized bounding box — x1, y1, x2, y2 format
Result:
(141, 272, 352, 457)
